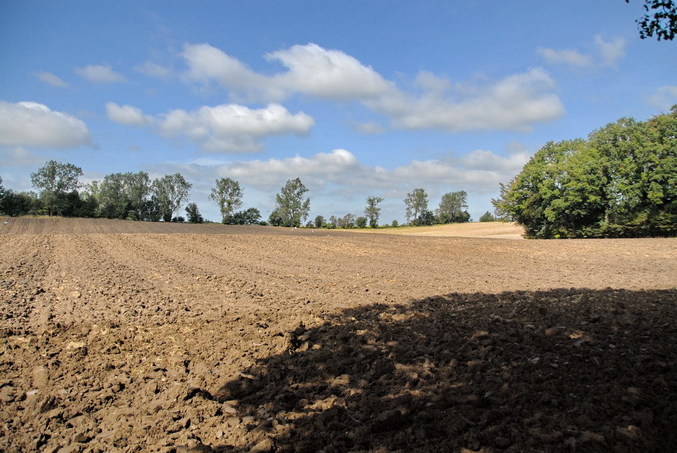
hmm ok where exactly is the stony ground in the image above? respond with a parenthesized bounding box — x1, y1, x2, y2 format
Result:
(0, 217, 675, 452)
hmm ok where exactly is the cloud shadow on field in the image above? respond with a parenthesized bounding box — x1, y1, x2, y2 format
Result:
(214, 288, 677, 452)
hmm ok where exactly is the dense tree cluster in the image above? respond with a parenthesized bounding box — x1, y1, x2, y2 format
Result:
(493, 107, 676, 238)
(3, 161, 475, 229)
(402, 188, 470, 226)
(1, 163, 475, 228)
(0, 163, 197, 222)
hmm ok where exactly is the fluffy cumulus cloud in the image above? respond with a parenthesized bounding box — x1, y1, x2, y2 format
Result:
(0, 101, 91, 148)
(180, 42, 563, 132)
(159, 103, 314, 152)
(181, 43, 282, 101)
(265, 43, 394, 100)
(538, 35, 626, 69)
(204, 147, 527, 195)
(75, 64, 127, 83)
(110, 102, 314, 152)
(369, 68, 564, 132)
(214, 149, 359, 188)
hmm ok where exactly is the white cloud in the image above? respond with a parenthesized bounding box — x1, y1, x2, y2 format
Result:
(106, 102, 155, 126)
(180, 42, 563, 133)
(106, 101, 314, 152)
(0, 101, 91, 148)
(158, 103, 314, 152)
(135, 61, 172, 78)
(538, 35, 626, 69)
(215, 149, 359, 188)
(370, 68, 564, 132)
(266, 43, 394, 100)
(537, 48, 593, 68)
(594, 35, 626, 66)
(202, 147, 527, 195)
(181, 43, 282, 101)
(647, 86, 677, 110)
(0, 147, 43, 167)
(33, 71, 68, 87)
(75, 64, 127, 83)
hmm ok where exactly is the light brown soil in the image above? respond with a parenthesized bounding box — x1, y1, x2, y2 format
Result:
(1, 217, 675, 452)
(353, 222, 526, 240)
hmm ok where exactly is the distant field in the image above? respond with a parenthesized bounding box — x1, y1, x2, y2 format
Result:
(0, 216, 524, 238)
(357, 221, 525, 239)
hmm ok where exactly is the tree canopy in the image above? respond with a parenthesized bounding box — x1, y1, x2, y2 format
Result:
(493, 107, 676, 238)
(364, 196, 384, 228)
(151, 173, 192, 222)
(437, 191, 471, 224)
(627, 0, 677, 40)
(30, 160, 83, 216)
(404, 188, 429, 225)
(210, 178, 243, 224)
(269, 178, 310, 227)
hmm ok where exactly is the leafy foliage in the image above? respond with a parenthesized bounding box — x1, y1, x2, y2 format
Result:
(494, 108, 677, 238)
(230, 208, 262, 225)
(627, 0, 677, 40)
(210, 178, 243, 224)
(0, 177, 38, 216)
(269, 178, 310, 227)
(364, 196, 384, 228)
(95, 172, 151, 220)
(314, 215, 326, 228)
(437, 191, 471, 224)
(185, 203, 204, 223)
(479, 211, 497, 222)
(30, 160, 83, 216)
(151, 173, 192, 222)
(404, 188, 429, 225)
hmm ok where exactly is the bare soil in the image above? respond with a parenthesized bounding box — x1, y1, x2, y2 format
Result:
(1, 217, 675, 452)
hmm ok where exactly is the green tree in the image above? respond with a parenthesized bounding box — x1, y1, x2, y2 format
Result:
(30, 160, 83, 216)
(230, 208, 262, 225)
(364, 196, 384, 228)
(151, 173, 192, 222)
(404, 188, 429, 225)
(627, 0, 677, 40)
(494, 108, 677, 238)
(437, 191, 471, 223)
(95, 172, 151, 220)
(337, 213, 355, 228)
(479, 211, 496, 222)
(269, 178, 310, 227)
(210, 178, 243, 224)
(0, 178, 37, 216)
(314, 215, 326, 228)
(185, 202, 204, 223)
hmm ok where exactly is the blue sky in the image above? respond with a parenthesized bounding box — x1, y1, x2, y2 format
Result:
(1, 0, 675, 224)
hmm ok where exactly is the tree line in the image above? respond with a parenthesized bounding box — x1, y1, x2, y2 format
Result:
(493, 107, 676, 238)
(0, 166, 477, 228)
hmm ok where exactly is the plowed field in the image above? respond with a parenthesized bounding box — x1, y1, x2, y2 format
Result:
(1, 217, 675, 452)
